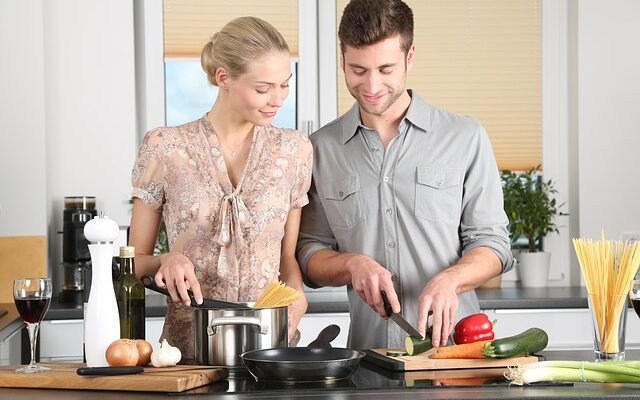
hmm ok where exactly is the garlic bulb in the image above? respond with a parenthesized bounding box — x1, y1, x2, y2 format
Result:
(151, 339, 182, 367)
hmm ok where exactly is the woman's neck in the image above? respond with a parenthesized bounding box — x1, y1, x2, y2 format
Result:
(207, 102, 254, 146)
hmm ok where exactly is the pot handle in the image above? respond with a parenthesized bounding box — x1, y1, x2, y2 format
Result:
(207, 316, 269, 336)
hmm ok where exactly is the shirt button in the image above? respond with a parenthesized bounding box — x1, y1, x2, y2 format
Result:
(387, 241, 396, 248)
(385, 208, 392, 215)
(383, 176, 389, 182)
(371, 146, 379, 153)
(338, 191, 344, 197)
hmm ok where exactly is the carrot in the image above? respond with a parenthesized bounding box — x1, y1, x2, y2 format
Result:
(435, 377, 493, 386)
(430, 340, 491, 359)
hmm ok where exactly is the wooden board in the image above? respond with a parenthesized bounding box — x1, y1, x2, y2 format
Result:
(0, 363, 228, 393)
(365, 348, 539, 371)
(0, 236, 46, 303)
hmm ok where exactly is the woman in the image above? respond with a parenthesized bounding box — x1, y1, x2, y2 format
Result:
(129, 16, 312, 359)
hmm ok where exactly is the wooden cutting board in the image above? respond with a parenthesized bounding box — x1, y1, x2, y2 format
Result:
(365, 348, 539, 371)
(0, 363, 228, 392)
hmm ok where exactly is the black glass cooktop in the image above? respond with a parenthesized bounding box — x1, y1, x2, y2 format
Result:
(174, 361, 572, 395)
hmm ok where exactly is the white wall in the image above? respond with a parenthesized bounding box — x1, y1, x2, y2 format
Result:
(0, 1, 47, 236)
(577, 0, 640, 240)
(42, 1, 138, 276)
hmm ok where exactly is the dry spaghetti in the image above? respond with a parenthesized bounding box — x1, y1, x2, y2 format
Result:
(573, 234, 640, 353)
(253, 280, 300, 308)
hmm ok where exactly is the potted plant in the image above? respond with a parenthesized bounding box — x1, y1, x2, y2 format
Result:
(501, 166, 563, 287)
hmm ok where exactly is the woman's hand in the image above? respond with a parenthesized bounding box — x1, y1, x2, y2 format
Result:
(287, 292, 308, 344)
(156, 251, 203, 306)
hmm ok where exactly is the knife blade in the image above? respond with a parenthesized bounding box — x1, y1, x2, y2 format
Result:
(381, 291, 423, 340)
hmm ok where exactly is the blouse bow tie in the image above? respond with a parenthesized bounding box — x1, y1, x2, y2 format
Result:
(214, 189, 253, 247)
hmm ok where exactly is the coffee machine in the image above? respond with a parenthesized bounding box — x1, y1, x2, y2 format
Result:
(59, 196, 97, 304)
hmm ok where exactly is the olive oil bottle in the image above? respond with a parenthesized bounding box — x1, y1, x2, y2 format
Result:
(115, 246, 145, 339)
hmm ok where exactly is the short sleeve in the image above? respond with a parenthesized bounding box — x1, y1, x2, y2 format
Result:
(290, 134, 313, 209)
(131, 128, 166, 211)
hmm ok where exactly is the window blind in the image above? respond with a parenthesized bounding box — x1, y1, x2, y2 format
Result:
(163, 0, 299, 58)
(336, 0, 542, 171)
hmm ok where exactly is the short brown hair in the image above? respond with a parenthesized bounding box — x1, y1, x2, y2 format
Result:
(201, 16, 289, 86)
(338, 0, 414, 55)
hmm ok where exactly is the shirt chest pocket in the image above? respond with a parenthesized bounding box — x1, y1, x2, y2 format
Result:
(415, 167, 463, 224)
(322, 175, 364, 230)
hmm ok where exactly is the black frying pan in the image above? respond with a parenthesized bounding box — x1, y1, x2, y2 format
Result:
(241, 325, 365, 383)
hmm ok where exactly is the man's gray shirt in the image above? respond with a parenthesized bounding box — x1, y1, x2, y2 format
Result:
(296, 91, 514, 350)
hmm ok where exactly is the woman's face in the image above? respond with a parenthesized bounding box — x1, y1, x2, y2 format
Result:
(225, 52, 292, 126)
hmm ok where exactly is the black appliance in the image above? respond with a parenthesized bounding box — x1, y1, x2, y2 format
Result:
(59, 196, 96, 304)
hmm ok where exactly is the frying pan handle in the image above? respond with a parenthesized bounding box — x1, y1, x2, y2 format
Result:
(207, 316, 268, 336)
(141, 273, 200, 305)
(308, 324, 340, 348)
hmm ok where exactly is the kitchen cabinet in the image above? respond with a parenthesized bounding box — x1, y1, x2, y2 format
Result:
(0, 325, 21, 367)
(40, 317, 166, 361)
(483, 308, 640, 351)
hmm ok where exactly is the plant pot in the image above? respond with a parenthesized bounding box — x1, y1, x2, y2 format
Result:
(518, 251, 551, 288)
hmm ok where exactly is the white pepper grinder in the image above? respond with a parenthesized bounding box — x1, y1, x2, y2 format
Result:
(83, 213, 120, 367)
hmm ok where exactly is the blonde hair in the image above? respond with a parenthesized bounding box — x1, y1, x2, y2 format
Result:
(201, 16, 289, 86)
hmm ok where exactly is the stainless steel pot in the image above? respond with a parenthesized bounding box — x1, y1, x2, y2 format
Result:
(194, 303, 288, 366)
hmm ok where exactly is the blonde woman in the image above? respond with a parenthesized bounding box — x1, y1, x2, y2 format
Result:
(129, 17, 312, 359)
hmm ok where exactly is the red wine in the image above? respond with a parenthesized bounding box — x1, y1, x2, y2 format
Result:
(632, 299, 640, 318)
(15, 297, 51, 323)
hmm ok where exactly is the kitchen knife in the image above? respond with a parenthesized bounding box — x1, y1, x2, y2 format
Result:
(381, 292, 424, 340)
(77, 366, 144, 376)
(141, 274, 249, 310)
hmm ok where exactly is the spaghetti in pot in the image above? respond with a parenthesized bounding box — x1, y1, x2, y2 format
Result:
(253, 281, 300, 308)
(573, 235, 640, 353)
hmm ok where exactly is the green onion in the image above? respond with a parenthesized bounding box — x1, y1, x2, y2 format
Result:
(507, 360, 640, 385)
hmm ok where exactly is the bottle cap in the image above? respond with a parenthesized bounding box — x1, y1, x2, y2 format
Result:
(119, 246, 135, 258)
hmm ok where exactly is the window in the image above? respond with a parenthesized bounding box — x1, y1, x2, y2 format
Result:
(335, 0, 542, 171)
(162, 0, 299, 128)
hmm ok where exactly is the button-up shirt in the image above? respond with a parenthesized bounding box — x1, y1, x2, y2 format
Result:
(296, 91, 514, 350)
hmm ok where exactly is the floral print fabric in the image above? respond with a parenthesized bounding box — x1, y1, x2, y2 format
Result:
(131, 115, 312, 358)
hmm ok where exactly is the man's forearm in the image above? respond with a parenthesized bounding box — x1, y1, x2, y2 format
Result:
(436, 247, 503, 294)
(306, 249, 358, 287)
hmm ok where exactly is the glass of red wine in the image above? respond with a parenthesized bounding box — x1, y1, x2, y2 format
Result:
(13, 277, 52, 373)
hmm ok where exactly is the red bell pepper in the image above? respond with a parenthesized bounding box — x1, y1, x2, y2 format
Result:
(453, 313, 495, 344)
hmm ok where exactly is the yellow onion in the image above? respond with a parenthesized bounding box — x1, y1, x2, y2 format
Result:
(105, 339, 139, 367)
(135, 339, 153, 366)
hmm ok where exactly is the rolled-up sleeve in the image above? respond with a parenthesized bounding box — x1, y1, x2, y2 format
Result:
(459, 124, 515, 273)
(296, 176, 338, 288)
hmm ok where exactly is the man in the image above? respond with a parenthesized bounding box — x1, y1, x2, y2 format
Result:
(296, 0, 514, 350)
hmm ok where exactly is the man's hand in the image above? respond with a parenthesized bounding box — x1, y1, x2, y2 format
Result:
(155, 251, 202, 306)
(416, 272, 459, 347)
(347, 254, 401, 317)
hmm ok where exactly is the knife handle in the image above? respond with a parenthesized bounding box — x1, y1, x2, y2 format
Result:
(77, 366, 144, 376)
(381, 291, 393, 318)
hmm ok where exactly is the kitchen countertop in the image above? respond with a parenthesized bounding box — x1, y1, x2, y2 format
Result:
(0, 349, 640, 399)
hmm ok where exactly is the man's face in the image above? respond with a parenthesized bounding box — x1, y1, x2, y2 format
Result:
(341, 36, 414, 116)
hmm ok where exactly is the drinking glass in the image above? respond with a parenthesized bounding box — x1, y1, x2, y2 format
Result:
(13, 277, 52, 373)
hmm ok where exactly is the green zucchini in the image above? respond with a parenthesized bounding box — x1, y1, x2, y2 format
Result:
(482, 327, 548, 358)
(404, 327, 433, 356)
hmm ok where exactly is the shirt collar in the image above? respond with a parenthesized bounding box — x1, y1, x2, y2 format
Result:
(340, 90, 432, 144)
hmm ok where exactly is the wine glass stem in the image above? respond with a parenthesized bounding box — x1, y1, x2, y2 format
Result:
(26, 322, 40, 367)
